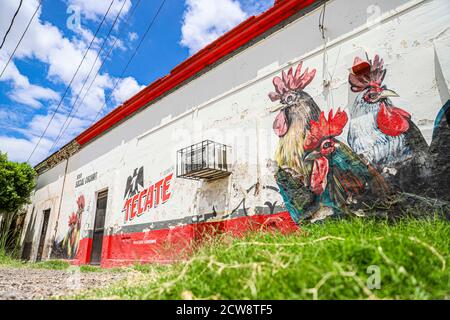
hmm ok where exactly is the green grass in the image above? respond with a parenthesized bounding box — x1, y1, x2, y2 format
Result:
(2, 218, 449, 299)
(0, 249, 25, 268)
(78, 265, 103, 273)
(74, 217, 450, 300)
(32, 260, 71, 270)
(0, 252, 71, 270)
(78, 265, 125, 273)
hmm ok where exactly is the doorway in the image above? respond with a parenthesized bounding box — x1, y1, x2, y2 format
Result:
(36, 209, 50, 262)
(90, 190, 108, 265)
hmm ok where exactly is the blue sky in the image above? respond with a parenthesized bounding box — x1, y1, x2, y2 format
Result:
(0, 0, 272, 165)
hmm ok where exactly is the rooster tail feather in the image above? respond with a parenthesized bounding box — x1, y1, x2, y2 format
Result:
(429, 100, 450, 201)
(431, 99, 450, 142)
(275, 168, 316, 224)
(330, 144, 391, 208)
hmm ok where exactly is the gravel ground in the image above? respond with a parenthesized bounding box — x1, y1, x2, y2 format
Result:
(0, 267, 133, 300)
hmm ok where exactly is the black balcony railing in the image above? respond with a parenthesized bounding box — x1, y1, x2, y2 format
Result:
(176, 140, 231, 180)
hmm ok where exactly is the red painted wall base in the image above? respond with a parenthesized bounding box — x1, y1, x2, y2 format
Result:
(69, 212, 297, 268)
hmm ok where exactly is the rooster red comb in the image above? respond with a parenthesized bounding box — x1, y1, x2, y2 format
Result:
(349, 54, 386, 92)
(68, 212, 78, 227)
(268, 62, 316, 102)
(304, 108, 348, 151)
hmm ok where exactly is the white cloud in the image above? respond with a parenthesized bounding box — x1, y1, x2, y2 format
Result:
(180, 0, 248, 55)
(0, 135, 52, 165)
(180, 0, 274, 55)
(0, 109, 16, 121)
(128, 32, 138, 41)
(27, 112, 90, 141)
(9, 84, 60, 108)
(112, 76, 146, 105)
(239, 0, 273, 14)
(108, 35, 126, 51)
(0, 108, 23, 128)
(66, 0, 132, 22)
(5, 110, 93, 161)
(0, 55, 30, 88)
(0, 53, 60, 109)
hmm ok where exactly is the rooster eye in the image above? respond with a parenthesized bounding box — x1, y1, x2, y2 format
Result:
(368, 93, 378, 100)
(284, 93, 295, 104)
(323, 142, 331, 149)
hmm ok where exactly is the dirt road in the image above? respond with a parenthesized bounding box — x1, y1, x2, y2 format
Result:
(0, 267, 132, 300)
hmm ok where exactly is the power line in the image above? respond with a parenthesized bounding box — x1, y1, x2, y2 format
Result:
(26, 0, 116, 163)
(49, 0, 130, 153)
(90, 0, 167, 125)
(0, 0, 23, 50)
(50, 0, 143, 152)
(0, 0, 41, 79)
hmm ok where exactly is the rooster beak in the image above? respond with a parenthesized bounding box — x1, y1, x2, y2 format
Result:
(270, 103, 284, 113)
(380, 89, 399, 99)
(304, 150, 321, 162)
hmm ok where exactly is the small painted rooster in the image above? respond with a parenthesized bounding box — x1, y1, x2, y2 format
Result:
(347, 54, 430, 194)
(303, 109, 390, 221)
(268, 62, 322, 223)
(62, 195, 84, 259)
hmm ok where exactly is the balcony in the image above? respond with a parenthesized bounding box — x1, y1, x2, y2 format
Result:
(176, 140, 231, 181)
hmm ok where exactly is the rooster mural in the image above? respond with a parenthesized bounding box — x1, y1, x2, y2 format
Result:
(268, 62, 322, 223)
(62, 195, 85, 259)
(303, 108, 391, 220)
(52, 195, 85, 259)
(268, 56, 449, 224)
(347, 54, 430, 194)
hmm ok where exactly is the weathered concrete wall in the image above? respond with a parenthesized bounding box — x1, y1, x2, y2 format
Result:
(21, 159, 66, 261)
(24, 0, 450, 266)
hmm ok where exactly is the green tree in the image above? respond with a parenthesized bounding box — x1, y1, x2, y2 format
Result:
(0, 152, 36, 253)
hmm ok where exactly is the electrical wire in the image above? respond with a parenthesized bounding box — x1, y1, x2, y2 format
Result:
(318, 0, 327, 40)
(90, 0, 167, 126)
(51, 0, 143, 152)
(26, 0, 116, 163)
(0, 0, 23, 50)
(0, 0, 41, 79)
(319, 0, 334, 108)
(49, 0, 131, 153)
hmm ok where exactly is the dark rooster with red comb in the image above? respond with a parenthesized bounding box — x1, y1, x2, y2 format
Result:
(302, 109, 390, 221)
(347, 54, 430, 194)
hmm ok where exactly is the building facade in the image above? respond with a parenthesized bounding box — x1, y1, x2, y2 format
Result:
(21, 0, 450, 267)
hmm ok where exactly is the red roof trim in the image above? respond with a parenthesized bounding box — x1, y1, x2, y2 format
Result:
(76, 0, 317, 146)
